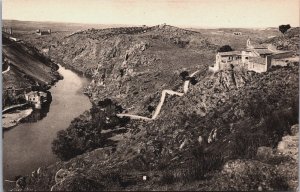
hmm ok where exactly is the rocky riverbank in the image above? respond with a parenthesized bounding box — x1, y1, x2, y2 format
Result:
(2, 108, 33, 129)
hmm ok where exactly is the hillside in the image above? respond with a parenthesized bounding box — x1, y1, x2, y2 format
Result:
(46, 25, 217, 112)
(265, 27, 300, 51)
(23, 61, 298, 191)
(6, 24, 299, 191)
(188, 27, 281, 51)
(2, 35, 61, 108)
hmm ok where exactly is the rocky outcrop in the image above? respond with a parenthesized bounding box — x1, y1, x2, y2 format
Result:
(265, 27, 299, 51)
(277, 124, 298, 160)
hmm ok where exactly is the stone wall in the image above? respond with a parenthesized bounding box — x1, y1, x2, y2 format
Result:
(248, 63, 266, 73)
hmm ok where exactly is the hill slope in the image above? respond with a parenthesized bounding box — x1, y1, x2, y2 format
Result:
(47, 25, 217, 113)
(7, 25, 299, 191)
(265, 27, 300, 51)
(2, 35, 61, 108)
(24, 62, 298, 191)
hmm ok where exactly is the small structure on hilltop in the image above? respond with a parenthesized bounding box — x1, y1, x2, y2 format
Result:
(209, 38, 295, 73)
(158, 23, 167, 28)
(9, 36, 19, 42)
(233, 32, 242, 35)
(25, 91, 47, 109)
(2, 27, 13, 35)
(36, 29, 51, 36)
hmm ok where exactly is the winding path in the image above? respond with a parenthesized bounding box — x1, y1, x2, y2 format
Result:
(2, 65, 10, 74)
(116, 70, 199, 120)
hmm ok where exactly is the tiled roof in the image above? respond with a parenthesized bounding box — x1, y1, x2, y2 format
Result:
(218, 51, 242, 56)
(253, 48, 274, 55)
(252, 45, 268, 49)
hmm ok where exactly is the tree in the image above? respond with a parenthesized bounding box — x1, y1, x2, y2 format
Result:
(190, 77, 198, 85)
(180, 71, 189, 81)
(279, 24, 291, 34)
(148, 105, 155, 113)
(52, 99, 129, 161)
(217, 45, 233, 52)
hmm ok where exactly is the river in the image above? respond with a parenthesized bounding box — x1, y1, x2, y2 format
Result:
(3, 65, 92, 180)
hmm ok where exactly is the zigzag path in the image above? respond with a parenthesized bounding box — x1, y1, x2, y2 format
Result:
(116, 70, 199, 120)
(2, 65, 10, 74)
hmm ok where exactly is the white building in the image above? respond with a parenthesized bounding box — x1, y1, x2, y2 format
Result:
(209, 39, 294, 73)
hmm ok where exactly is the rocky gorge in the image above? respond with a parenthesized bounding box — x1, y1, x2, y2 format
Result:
(6, 24, 299, 191)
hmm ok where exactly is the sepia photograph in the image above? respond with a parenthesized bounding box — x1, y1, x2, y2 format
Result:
(1, 0, 299, 191)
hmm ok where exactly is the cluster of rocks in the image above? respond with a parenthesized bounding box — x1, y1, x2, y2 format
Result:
(266, 27, 299, 51)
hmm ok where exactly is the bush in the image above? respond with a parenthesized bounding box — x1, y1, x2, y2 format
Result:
(279, 24, 291, 34)
(55, 176, 105, 191)
(52, 99, 129, 161)
(217, 45, 233, 52)
(52, 118, 102, 161)
(180, 71, 189, 80)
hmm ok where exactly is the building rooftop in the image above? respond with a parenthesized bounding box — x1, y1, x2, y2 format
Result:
(218, 51, 242, 56)
(25, 91, 47, 97)
(253, 48, 274, 55)
(248, 39, 268, 49)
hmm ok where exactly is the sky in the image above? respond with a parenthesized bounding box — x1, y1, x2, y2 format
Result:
(2, 0, 299, 28)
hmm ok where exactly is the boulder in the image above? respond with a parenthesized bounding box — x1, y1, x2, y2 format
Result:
(290, 124, 298, 136)
(256, 146, 274, 160)
(277, 135, 298, 160)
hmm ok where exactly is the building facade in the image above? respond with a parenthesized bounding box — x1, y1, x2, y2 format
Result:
(36, 29, 52, 36)
(209, 39, 294, 73)
(25, 91, 47, 109)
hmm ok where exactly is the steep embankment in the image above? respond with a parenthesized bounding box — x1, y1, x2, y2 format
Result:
(117, 69, 199, 120)
(23, 61, 299, 191)
(2, 35, 61, 108)
(47, 25, 217, 113)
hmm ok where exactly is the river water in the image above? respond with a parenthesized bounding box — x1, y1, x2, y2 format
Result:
(3, 65, 92, 180)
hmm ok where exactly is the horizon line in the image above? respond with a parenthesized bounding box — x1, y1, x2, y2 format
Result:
(3, 19, 296, 29)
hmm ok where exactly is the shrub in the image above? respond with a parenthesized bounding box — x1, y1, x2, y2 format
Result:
(52, 118, 102, 161)
(190, 77, 198, 85)
(52, 99, 129, 161)
(279, 24, 291, 34)
(180, 71, 189, 80)
(217, 45, 233, 52)
(147, 105, 155, 113)
(160, 171, 175, 184)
